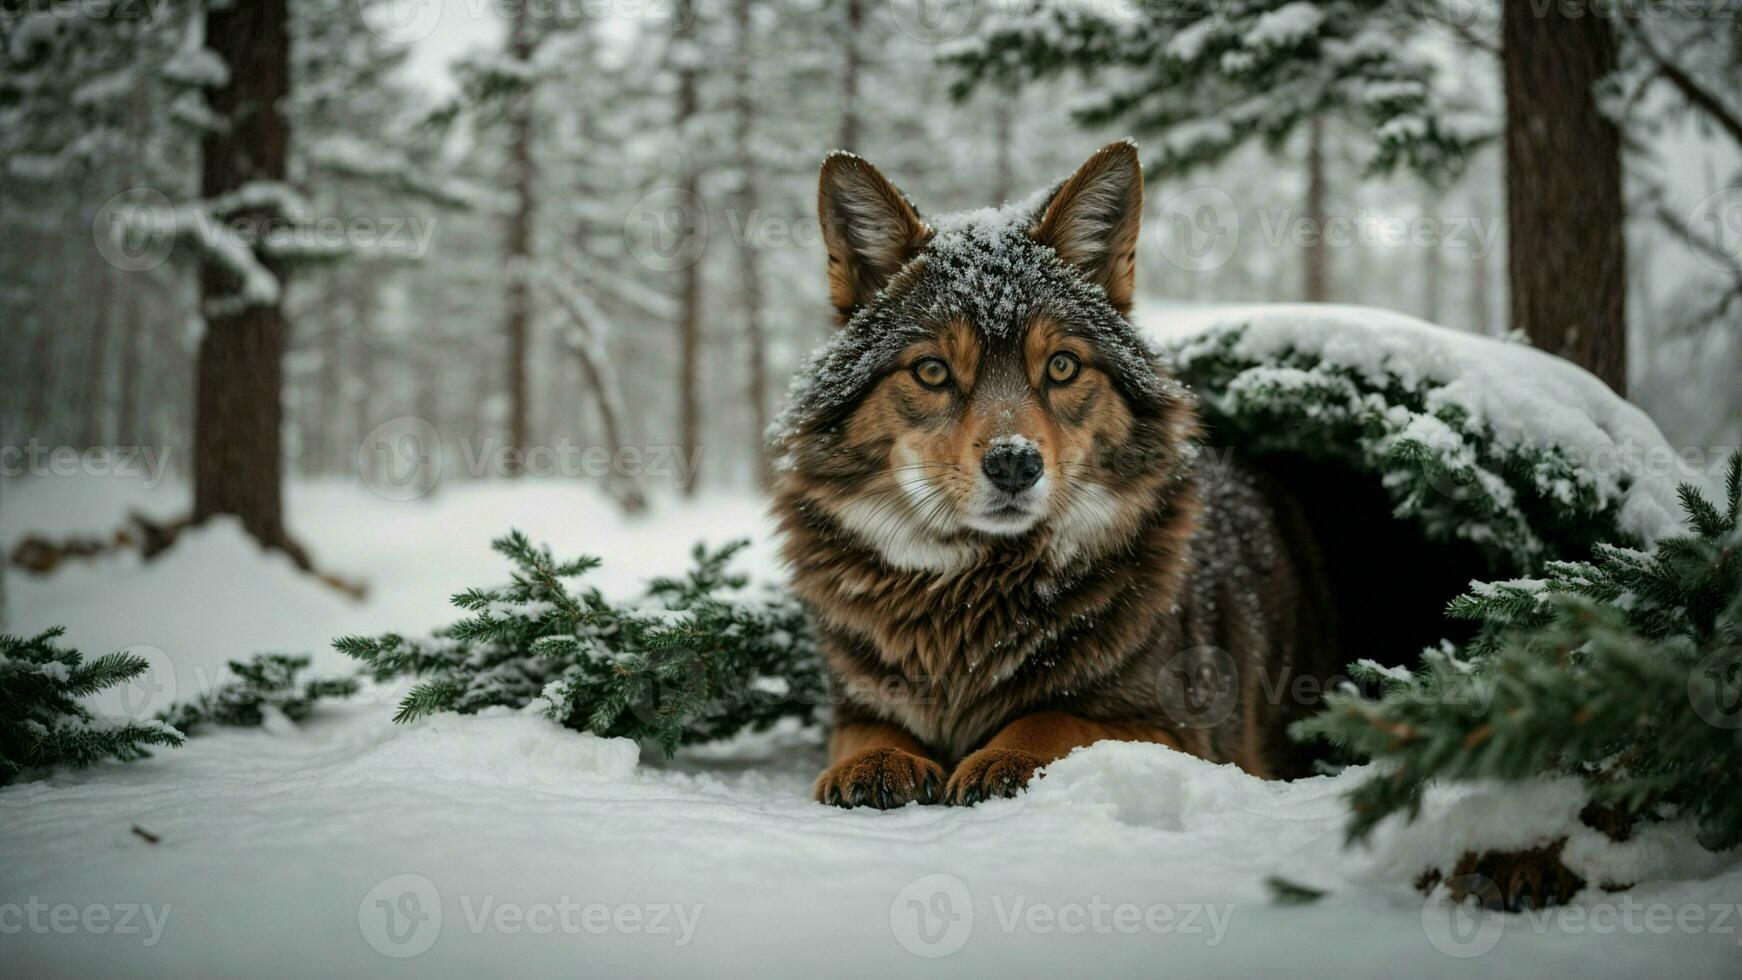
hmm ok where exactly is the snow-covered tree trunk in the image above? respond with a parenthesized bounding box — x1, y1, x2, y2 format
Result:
(192, 0, 306, 569)
(1503, 0, 1628, 393)
(732, 0, 772, 488)
(1423, 188, 1442, 324)
(501, 6, 538, 476)
(79, 265, 114, 448)
(992, 98, 1015, 205)
(1302, 113, 1330, 302)
(672, 5, 703, 496)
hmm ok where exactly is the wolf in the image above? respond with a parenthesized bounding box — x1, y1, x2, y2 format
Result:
(771, 141, 1344, 809)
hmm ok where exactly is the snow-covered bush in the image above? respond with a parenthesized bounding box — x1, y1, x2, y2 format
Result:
(1160, 308, 1682, 570)
(1160, 309, 1739, 861)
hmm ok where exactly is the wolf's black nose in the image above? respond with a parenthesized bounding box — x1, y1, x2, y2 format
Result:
(982, 443, 1043, 494)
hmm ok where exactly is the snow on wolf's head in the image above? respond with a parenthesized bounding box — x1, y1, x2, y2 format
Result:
(773, 142, 1199, 573)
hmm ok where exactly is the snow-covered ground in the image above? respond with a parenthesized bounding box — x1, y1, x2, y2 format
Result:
(3, 307, 1738, 977)
(4, 473, 1740, 978)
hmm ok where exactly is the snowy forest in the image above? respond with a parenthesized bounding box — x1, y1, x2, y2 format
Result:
(2, 0, 1738, 539)
(3, 1, 1742, 977)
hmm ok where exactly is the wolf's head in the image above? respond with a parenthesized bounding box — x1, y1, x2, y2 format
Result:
(773, 142, 1199, 574)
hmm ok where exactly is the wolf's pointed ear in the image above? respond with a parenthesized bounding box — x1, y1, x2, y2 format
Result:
(818, 152, 932, 324)
(1030, 141, 1144, 314)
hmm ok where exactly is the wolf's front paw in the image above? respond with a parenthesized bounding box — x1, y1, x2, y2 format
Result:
(945, 747, 1044, 806)
(814, 747, 945, 810)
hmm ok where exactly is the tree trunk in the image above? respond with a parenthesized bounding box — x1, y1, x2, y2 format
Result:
(350, 278, 379, 487)
(502, 7, 537, 475)
(80, 266, 116, 448)
(1302, 113, 1330, 302)
(545, 274, 648, 513)
(733, 0, 772, 489)
(992, 98, 1014, 205)
(674, 5, 703, 496)
(193, 0, 306, 568)
(314, 285, 343, 475)
(25, 236, 65, 440)
(839, 0, 863, 152)
(1503, 0, 1627, 393)
(114, 282, 145, 447)
(114, 75, 152, 451)
(1423, 191, 1443, 324)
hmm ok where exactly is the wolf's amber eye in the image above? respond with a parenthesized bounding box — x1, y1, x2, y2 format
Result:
(913, 357, 952, 389)
(1047, 352, 1081, 385)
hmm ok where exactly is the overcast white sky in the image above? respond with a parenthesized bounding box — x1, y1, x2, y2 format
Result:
(387, 0, 506, 97)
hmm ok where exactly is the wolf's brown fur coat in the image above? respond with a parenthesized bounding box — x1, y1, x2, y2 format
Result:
(773, 143, 1342, 808)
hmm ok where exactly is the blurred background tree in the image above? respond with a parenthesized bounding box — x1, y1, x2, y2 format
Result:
(1, 0, 1738, 564)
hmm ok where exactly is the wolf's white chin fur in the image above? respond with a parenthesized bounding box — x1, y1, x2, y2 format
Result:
(964, 473, 1049, 536)
(963, 507, 1044, 536)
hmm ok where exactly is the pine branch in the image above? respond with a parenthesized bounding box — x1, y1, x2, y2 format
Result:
(336, 532, 821, 754)
(1, 630, 185, 782)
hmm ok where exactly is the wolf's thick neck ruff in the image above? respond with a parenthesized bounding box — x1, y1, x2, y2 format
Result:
(775, 464, 1202, 760)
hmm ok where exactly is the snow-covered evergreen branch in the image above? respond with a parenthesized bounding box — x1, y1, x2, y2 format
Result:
(335, 532, 821, 755)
